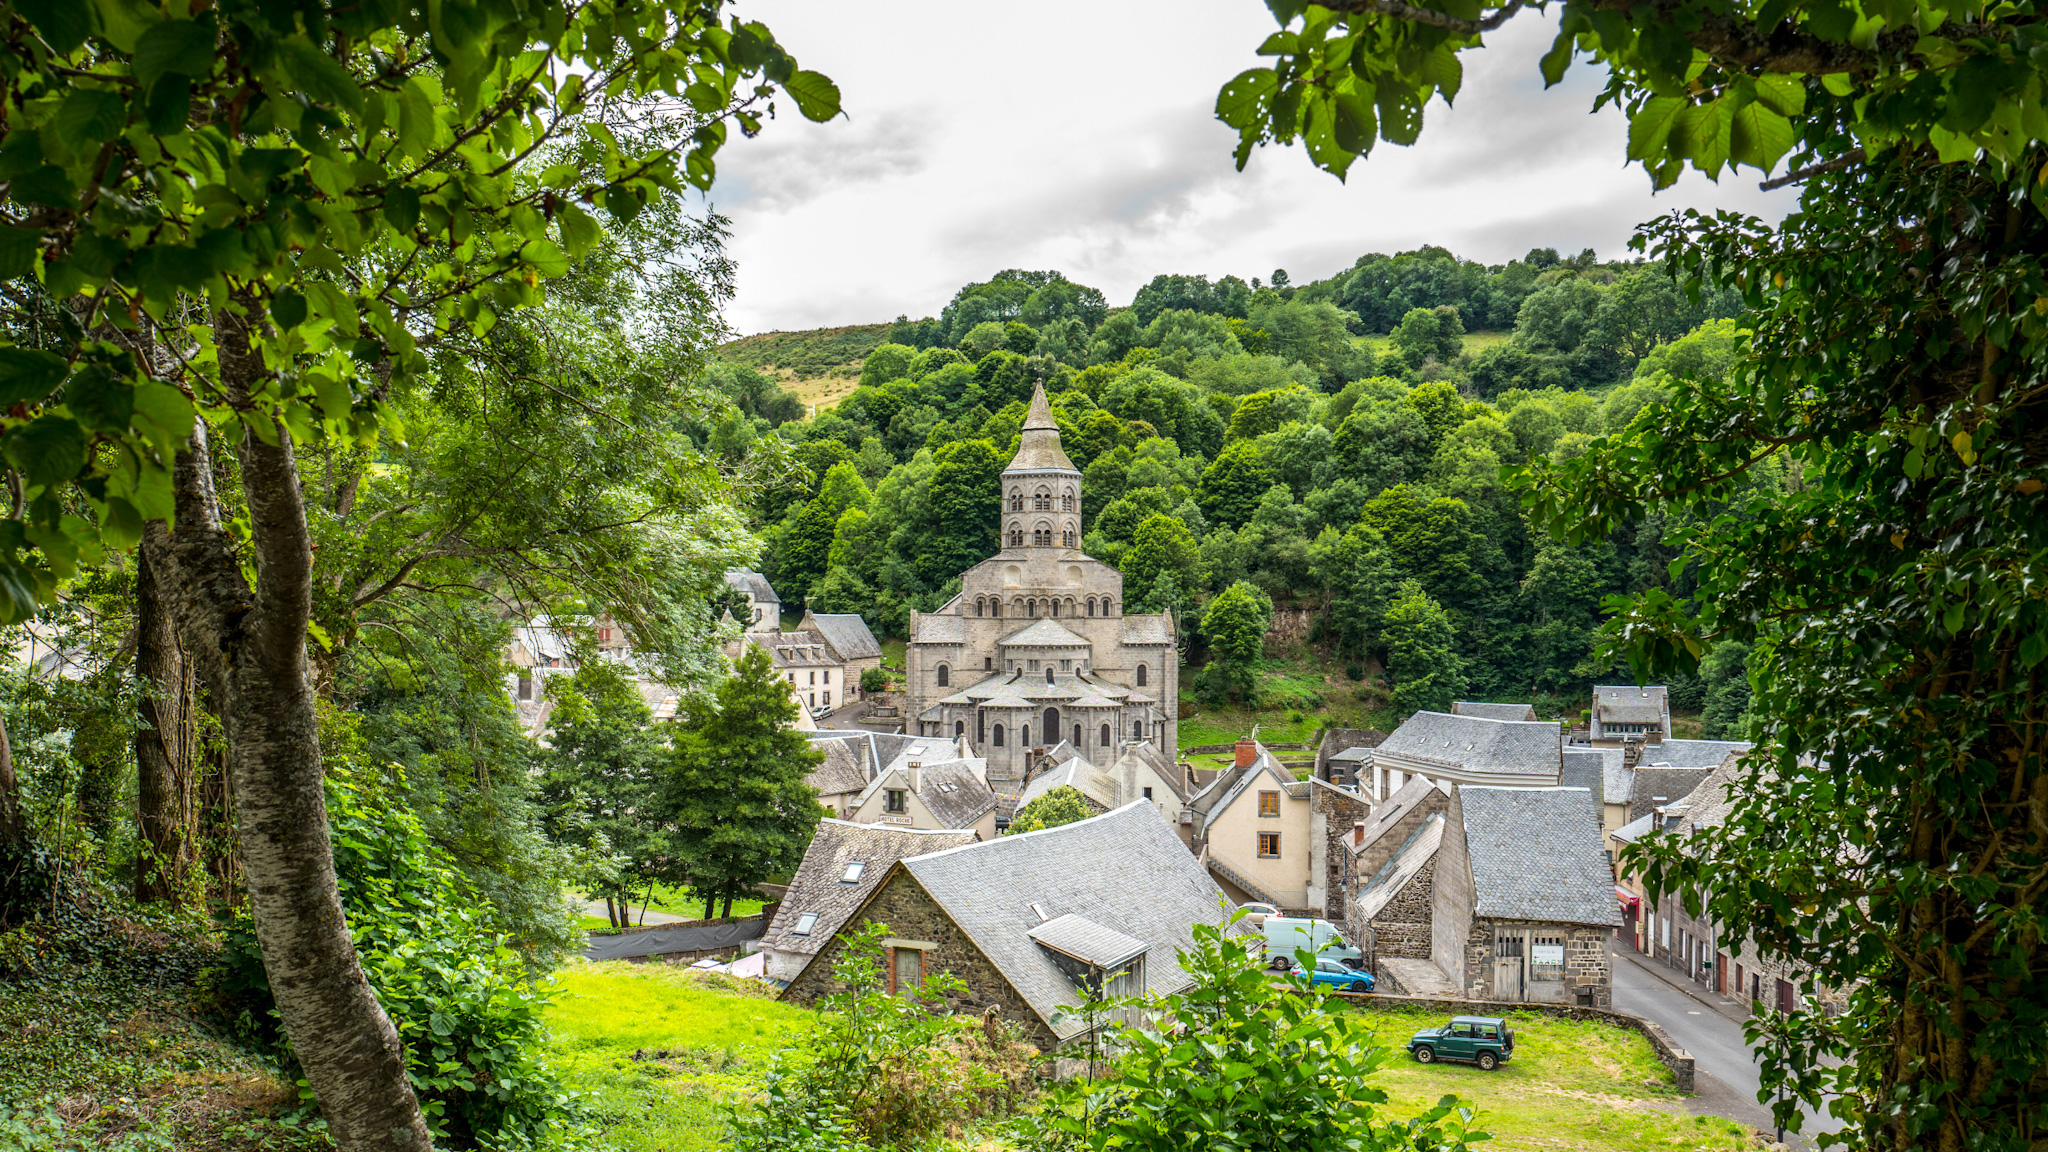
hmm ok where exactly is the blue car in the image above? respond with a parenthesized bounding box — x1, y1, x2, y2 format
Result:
(1291, 957, 1377, 992)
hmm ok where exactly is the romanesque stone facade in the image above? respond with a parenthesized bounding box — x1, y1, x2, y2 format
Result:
(781, 868, 1055, 1049)
(905, 384, 1177, 799)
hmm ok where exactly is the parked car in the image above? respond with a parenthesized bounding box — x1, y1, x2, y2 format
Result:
(1289, 957, 1376, 992)
(1261, 916, 1363, 971)
(1407, 1016, 1514, 1071)
(1237, 901, 1280, 929)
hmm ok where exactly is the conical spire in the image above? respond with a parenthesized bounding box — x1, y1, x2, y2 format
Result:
(1006, 380, 1075, 473)
(1023, 381, 1057, 432)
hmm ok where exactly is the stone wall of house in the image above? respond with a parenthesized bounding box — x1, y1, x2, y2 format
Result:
(781, 870, 1056, 1049)
(1368, 856, 1436, 958)
(1429, 789, 1475, 983)
(1313, 727, 1386, 786)
(1455, 918, 1612, 1009)
(1308, 778, 1374, 919)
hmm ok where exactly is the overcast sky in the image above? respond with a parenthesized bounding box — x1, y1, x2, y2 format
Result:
(702, 1, 1799, 335)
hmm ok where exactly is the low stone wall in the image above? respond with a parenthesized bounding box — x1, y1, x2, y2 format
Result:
(1186, 742, 1310, 754)
(1331, 990, 1695, 1094)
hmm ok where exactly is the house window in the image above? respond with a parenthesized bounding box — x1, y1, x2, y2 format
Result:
(1135, 664, 1146, 686)
(516, 675, 532, 701)
(890, 947, 923, 995)
(809, 671, 817, 685)
(792, 912, 818, 935)
(993, 724, 1005, 747)
(936, 664, 950, 687)
(1258, 791, 1280, 818)
(885, 790, 907, 813)
(1100, 724, 1111, 747)
(1258, 832, 1282, 858)
(841, 862, 866, 883)
(824, 670, 831, 683)
(821, 690, 831, 707)
(1142, 787, 1153, 801)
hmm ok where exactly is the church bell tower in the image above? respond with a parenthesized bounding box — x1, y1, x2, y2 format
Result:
(1002, 383, 1082, 552)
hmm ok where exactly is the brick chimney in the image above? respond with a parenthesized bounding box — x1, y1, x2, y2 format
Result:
(1353, 820, 1367, 846)
(907, 760, 922, 792)
(1234, 737, 1258, 768)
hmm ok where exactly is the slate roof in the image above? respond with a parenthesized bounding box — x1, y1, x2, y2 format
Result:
(1453, 701, 1537, 722)
(1375, 711, 1562, 778)
(1357, 813, 1445, 921)
(1348, 774, 1449, 857)
(1560, 749, 1607, 807)
(1329, 745, 1374, 763)
(724, 568, 781, 604)
(1608, 811, 1657, 845)
(942, 669, 1133, 708)
(1459, 786, 1619, 927)
(806, 739, 869, 797)
(1119, 616, 1174, 645)
(750, 631, 838, 668)
(1627, 767, 1715, 823)
(805, 613, 881, 661)
(912, 612, 966, 643)
(856, 759, 997, 829)
(1028, 914, 1149, 969)
(898, 801, 1233, 1040)
(761, 820, 978, 961)
(999, 619, 1092, 649)
(1019, 754, 1119, 811)
(1113, 739, 1188, 802)
(1668, 750, 1751, 835)
(1648, 739, 1753, 768)
(1189, 742, 1296, 832)
(1594, 684, 1667, 724)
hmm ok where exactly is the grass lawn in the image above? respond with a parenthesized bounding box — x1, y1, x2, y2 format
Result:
(546, 961, 814, 1152)
(576, 885, 770, 934)
(1345, 1005, 1753, 1152)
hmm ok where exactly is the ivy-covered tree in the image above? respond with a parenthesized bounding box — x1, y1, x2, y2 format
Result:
(1009, 786, 1096, 835)
(665, 643, 825, 920)
(0, 0, 837, 1140)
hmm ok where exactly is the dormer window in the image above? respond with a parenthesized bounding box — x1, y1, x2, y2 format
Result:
(841, 861, 866, 883)
(793, 912, 818, 935)
(885, 790, 907, 813)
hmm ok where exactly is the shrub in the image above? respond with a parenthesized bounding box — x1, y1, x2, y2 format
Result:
(1345, 662, 1365, 682)
(859, 667, 888, 695)
(213, 775, 581, 1149)
(1021, 915, 1488, 1151)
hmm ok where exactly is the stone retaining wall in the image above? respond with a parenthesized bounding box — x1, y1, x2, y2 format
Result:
(1331, 990, 1695, 1093)
(1185, 742, 1310, 754)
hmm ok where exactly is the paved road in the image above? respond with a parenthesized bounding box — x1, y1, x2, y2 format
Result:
(1610, 947, 1838, 1148)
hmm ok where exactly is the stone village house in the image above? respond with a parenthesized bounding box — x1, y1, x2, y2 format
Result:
(1343, 778, 1618, 1007)
(759, 820, 980, 985)
(782, 802, 1235, 1051)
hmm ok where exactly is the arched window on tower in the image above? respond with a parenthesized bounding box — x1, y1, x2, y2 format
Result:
(1062, 529, 1076, 547)
(1087, 598, 1096, 617)
(1062, 491, 1075, 511)
(1045, 667, 1054, 684)
(992, 723, 1005, 747)
(1009, 527, 1024, 547)
(1021, 724, 1031, 746)
(1136, 664, 1147, 687)
(1073, 723, 1082, 746)
(992, 601, 1002, 618)
(1104, 599, 1115, 616)
(1010, 490, 1023, 512)
(936, 664, 950, 687)
(1100, 723, 1111, 747)
(1132, 721, 1143, 740)
(974, 599, 983, 617)
(1050, 600, 1059, 617)
(1034, 488, 1051, 511)
(1028, 600, 1037, 617)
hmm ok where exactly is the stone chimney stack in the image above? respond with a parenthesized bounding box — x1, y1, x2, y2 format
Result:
(1353, 820, 1367, 846)
(908, 760, 922, 792)
(1234, 737, 1258, 768)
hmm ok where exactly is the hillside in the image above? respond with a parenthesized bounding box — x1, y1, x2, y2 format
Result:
(717, 322, 892, 413)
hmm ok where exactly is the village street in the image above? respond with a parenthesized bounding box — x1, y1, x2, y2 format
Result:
(1609, 946, 1841, 1149)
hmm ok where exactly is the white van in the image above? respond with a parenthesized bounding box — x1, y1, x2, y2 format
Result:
(1262, 916, 1362, 971)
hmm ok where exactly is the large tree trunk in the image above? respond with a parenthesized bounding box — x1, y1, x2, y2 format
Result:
(134, 548, 198, 906)
(143, 316, 431, 1152)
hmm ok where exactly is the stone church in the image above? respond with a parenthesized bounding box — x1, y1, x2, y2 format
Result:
(907, 383, 1179, 802)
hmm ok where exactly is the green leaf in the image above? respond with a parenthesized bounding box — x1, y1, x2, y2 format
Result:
(11, 166, 78, 209)
(1729, 102, 1794, 171)
(271, 288, 308, 331)
(399, 79, 437, 157)
(519, 239, 570, 278)
(13, 0, 92, 53)
(4, 414, 87, 488)
(278, 36, 367, 116)
(133, 17, 217, 92)
(0, 228, 41, 280)
(557, 204, 602, 262)
(53, 89, 129, 152)
(783, 70, 840, 123)
(305, 281, 360, 335)
(1753, 74, 1805, 117)
(1216, 69, 1279, 131)
(87, 0, 160, 53)
(62, 363, 133, 433)
(0, 348, 69, 409)
(98, 496, 143, 549)
(1627, 96, 1687, 162)
(1539, 30, 1575, 87)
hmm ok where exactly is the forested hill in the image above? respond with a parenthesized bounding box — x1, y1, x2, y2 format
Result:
(704, 247, 1759, 723)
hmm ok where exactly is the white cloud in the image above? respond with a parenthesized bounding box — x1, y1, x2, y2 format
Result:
(704, 0, 1799, 333)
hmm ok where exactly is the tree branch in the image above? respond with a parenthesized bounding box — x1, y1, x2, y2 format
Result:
(1760, 148, 1867, 192)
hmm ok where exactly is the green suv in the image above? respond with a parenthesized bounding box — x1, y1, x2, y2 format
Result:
(1407, 1015, 1514, 1071)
